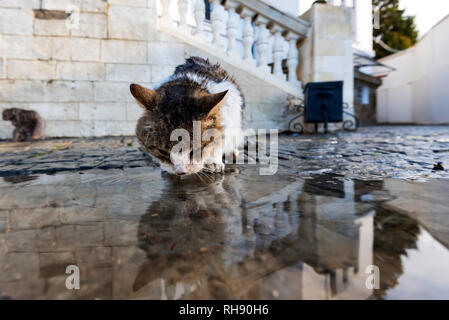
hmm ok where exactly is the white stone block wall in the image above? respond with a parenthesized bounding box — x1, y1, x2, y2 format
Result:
(1, 0, 302, 138)
(0, 0, 158, 139)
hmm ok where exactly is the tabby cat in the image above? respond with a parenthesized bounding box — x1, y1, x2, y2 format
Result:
(130, 57, 244, 175)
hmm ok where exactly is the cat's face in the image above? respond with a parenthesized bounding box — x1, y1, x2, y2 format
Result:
(130, 83, 227, 175)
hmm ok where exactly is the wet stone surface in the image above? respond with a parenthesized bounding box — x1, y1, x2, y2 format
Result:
(0, 138, 149, 176)
(0, 126, 449, 300)
(1, 126, 448, 180)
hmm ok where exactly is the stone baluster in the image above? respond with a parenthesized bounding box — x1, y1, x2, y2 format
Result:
(178, 0, 190, 32)
(225, 1, 240, 57)
(254, 16, 270, 71)
(161, 0, 173, 25)
(193, 0, 206, 39)
(286, 32, 300, 85)
(353, 0, 358, 40)
(210, 0, 225, 49)
(271, 25, 285, 79)
(240, 7, 256, 64)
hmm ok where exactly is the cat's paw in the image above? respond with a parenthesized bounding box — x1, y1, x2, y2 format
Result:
(204, 162, 225, 173)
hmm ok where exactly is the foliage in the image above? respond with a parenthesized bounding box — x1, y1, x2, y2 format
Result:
(373, 0, 418, 59)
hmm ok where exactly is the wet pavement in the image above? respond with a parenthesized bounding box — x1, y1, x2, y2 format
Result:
(0, 126, 449, 299)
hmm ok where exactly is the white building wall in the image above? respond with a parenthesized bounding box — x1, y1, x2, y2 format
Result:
(377, 15, 449, 124)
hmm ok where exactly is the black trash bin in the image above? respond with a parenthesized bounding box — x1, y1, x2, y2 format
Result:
(304, 81, 343, 132)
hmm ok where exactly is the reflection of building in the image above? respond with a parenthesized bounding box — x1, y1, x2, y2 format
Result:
(0, 168, 425, 300)
(135, 173, 376, 299)
(294, 175, 374, 299)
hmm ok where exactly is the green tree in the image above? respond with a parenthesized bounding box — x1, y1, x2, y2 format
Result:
(373, 0, 418, 59)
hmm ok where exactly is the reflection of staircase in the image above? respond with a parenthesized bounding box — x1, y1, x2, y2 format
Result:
(158, 0, 309, 95)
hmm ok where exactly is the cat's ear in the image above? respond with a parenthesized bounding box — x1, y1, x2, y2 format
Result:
(200, 90, 228, 115)
(130, 84, 158, 109)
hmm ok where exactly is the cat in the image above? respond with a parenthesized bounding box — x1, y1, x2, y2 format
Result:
(130, 57, 245, 176)
(2, 108, 42, 142)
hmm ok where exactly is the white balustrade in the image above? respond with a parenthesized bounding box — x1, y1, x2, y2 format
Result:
(224, 1, 240, 58)
(240, 7, 255, 63)
(193, 0, 206, 39)
(254, 15, 270, 72)
(210, 0, 225, 48)
(178, 0, 190, 32)
(286, 33, 300, 85)
(271, 25, 285, 79)
(160, 0, 173, 25)
(158, 0, 308, 88)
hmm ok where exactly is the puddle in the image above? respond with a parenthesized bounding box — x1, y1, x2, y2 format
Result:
(0, 165, 448, 299)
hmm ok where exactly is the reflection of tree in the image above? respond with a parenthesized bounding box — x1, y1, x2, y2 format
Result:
(372, 207, 420, 299)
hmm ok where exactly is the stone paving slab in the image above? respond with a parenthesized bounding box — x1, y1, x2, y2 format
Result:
(0, 137, 154, 177)
(1, 126, 449, 300)
(0, 126, 449, 180)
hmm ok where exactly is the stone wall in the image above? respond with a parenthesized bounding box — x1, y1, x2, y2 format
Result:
(0, 0, 158, 139)
(0, 0, 302, 139)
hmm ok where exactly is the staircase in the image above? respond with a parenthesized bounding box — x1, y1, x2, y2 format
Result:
(159, 0, 309, 92)
(155, 0, 311, 130)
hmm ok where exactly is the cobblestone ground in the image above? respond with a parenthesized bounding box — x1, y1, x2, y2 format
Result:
(1, 126, 448, 180)
(1, 126, 449, 300)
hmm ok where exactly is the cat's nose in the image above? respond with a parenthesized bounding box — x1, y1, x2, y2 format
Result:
(175, 168, 188, 175)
